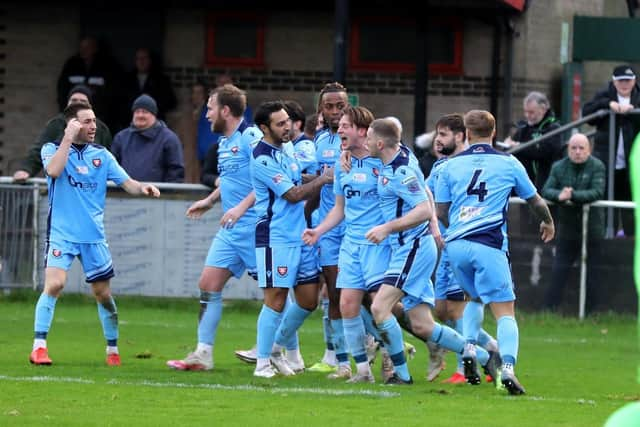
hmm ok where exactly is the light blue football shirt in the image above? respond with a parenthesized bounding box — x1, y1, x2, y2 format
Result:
(314, 127, 345, 236)
(290, 134, 318, 174)
(218, 120, 263, 229)
(334, 155, 387, 245)
(435, 143, 536, 251)
(41, 142, 130, 243)
(377, 147, 430, 248)
(252, 140, 305, 247)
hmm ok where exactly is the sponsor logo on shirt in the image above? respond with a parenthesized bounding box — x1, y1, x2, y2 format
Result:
(92, 158, 102, 168)
(277, 266, 288, 277)
(459, 206, 484, 222)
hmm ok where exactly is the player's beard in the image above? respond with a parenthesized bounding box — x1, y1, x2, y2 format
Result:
(210, 115, 225, 133)
(439, 142, 456, 156)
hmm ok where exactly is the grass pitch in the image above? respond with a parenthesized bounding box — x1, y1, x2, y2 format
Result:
(0, 291, 637, 427)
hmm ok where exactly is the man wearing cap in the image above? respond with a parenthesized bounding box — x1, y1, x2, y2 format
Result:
(12, 85, 112, 182)
(111, 94, 185, 183)
(583, 64, 640, 236)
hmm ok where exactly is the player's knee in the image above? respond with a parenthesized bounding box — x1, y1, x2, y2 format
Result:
(411, 320, 433, 339)
(370, 300, 387, 324)
(339, 299, 359, 318)
(433, 303, 447, 322)
(44, 280, 64, 296)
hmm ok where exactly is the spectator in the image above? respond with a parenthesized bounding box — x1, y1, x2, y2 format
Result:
(57, 36, 121, 130)
(111, 94, 184, 183)
(413, 131, 440, 177)
(119, 47, 177, 127)
(541, 133, 605, 313)
(13, 85, 112, 181)
(304, 113, 320, 141)
(503, 91, 562, 191)
(582, 64, 640, 236)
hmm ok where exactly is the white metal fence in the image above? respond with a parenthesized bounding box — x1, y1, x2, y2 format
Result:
(0, 178, 635, 319)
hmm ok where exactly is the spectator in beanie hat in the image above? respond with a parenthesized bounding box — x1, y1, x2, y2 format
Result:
(111, 94, 184, 182)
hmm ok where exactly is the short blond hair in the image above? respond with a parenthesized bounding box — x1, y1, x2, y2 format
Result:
(464, 110, 495, 139)
(369, 118, 400, 148)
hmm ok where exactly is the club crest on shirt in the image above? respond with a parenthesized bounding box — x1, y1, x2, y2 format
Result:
(382, 177, 389, 185)
(290, 162, 299, 172)
(92, 158, 102, 168)
(52, 249, 62, 258)
(372, 168, 379, 177)
(272, 174, 283, 184)
(277, 266, 288, 277)
(352, 173, 366, 183)
(231, 146, 239, 154)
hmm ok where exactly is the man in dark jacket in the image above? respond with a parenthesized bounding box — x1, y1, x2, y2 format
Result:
(503, 91, 563, 191)
(542, 133, 606, 313)
(111, 94, 184, 183)
(12, 85, 112, 181)
(582, 64, 640, 236)
(118, 48, 177, 129)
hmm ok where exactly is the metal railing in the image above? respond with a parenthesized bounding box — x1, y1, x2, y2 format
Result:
(0, 177, 211, 291)
(510, 197, 635, 319)
(507, 108, 640, 239)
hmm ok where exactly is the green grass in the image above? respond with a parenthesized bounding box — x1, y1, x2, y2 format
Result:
(0, 291, 637, 427)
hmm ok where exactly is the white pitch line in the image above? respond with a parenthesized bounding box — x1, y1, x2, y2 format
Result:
(0, 375, 399, 398)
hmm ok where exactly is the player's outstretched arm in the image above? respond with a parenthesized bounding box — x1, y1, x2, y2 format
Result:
(282, 169, 332, 203)
(526, 193, 555, 243)
(186, 187, 221, 219)
(424, 186, 444, 249)
(121, 179, 161, 198)
(302, 195, 345, 245)
(365, 200, 432, 244)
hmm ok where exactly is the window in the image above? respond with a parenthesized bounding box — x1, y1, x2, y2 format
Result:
(350, 17, 463, 74)
(206, 13, 265, 67)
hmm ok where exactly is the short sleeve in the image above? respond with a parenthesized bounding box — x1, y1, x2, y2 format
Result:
(435, 164, 452, 203)
(40, 143, 58, 172)
(294, 139, 318, 173)
(106, 151, 130, 185)
(253, 154, 295, 197)
(393, 165, 428, 207)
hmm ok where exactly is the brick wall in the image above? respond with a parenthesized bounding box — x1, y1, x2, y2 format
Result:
(0, 4, 78, 176)
(0, 1, 635, 175)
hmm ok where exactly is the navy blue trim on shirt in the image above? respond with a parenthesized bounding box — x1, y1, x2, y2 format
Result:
(463, 224, 504, 250)
(456, 143, 508, 157)
(396, 199, 405, 245)
(237, 120, 249, 134)
(252, 140, 277, 159)
(388, 149, 410, 173)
